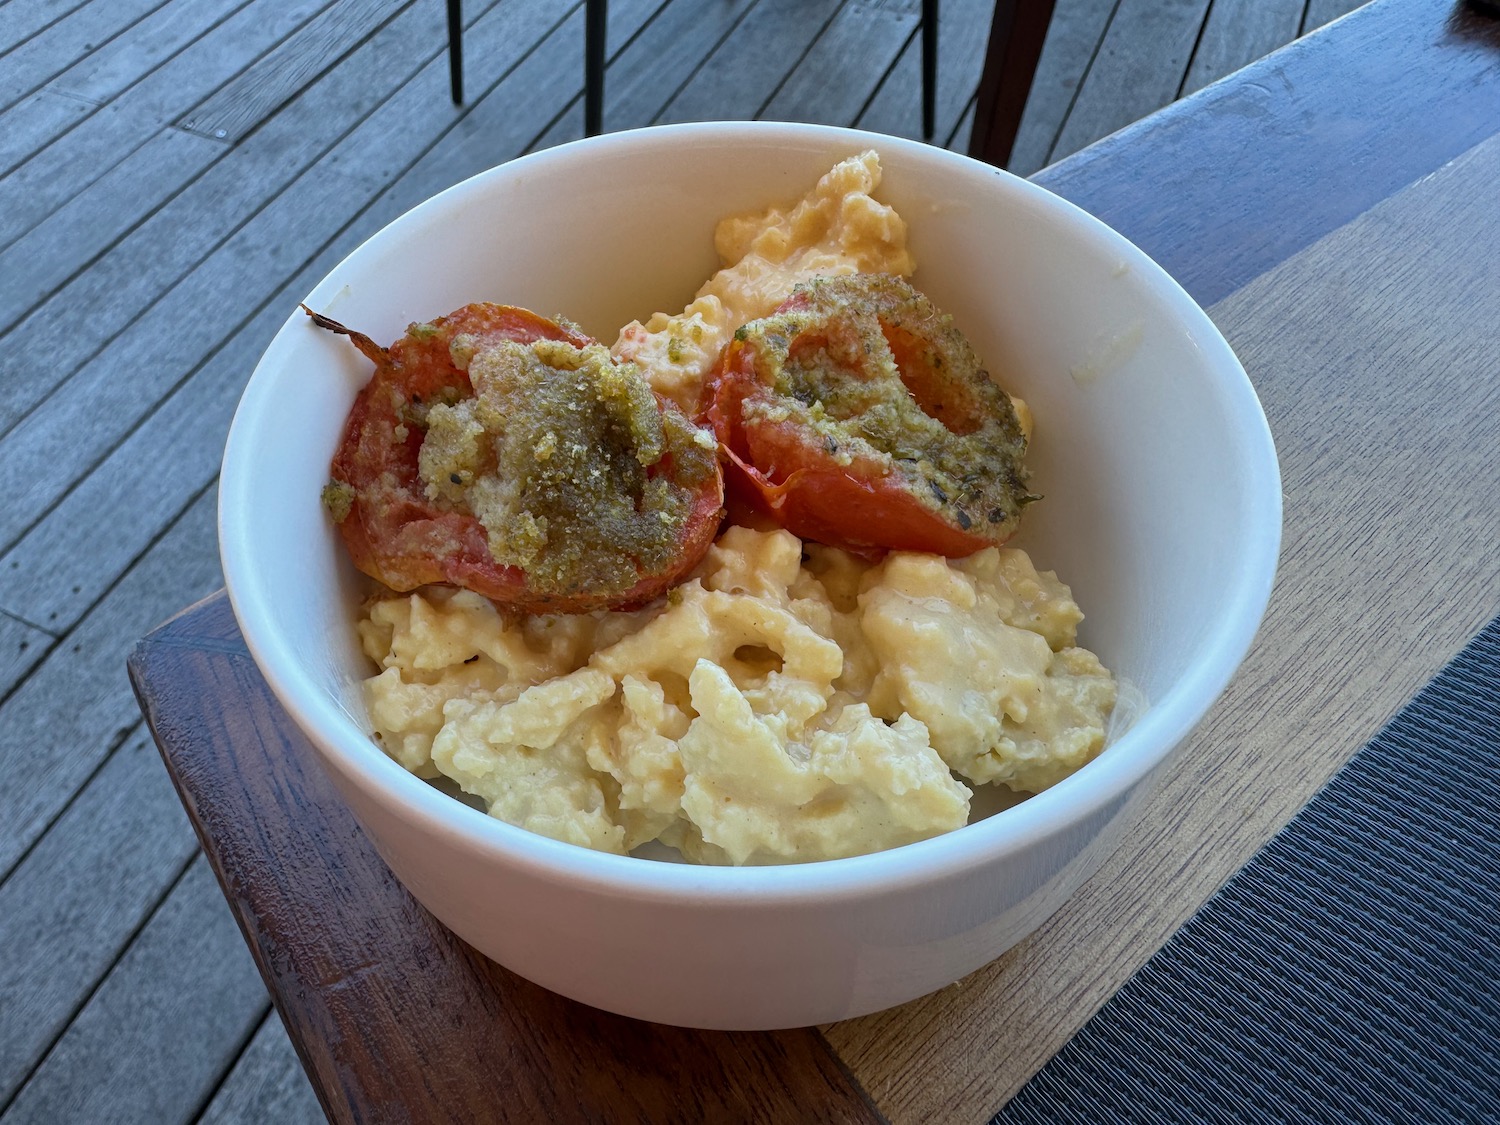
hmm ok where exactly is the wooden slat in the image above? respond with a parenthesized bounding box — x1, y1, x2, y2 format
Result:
(0, 856, 268, 1125)
(1051, 0, 1208, 156)
(1006, 0, 1117, 175)
(658, 0, 844, 123)
(0, 611, 48, 699)
(177, 0, 401, 143)
(530, 0, 760, 147)
(45, 0, 251, 105)
(857, 0, 999, 146)
(1304, 0, 1369, 32)
(0, 0, 330, 253)
(128, 596, 884, 1125)
(1181, 0, 1300, 95)
(0, 0, 164, 110)
(196, 1013, 324, 1125)
(0, 486, 221, 881)
(762, 0, 919, 124)
(0, 729, 198, 1104)
(829, 68, 1500, 1125)
(0, 89, 92, 179)
(0, 0, 577, 628)
(0, 126, 222, 325)
(0, 0, 93, 56)
(1036, 0, 1500, 307)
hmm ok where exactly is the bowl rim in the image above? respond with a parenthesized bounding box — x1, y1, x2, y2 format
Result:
(220, 120, 1282, 906)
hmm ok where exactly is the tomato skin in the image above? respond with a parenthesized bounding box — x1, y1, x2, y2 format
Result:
(317, 303, 723, 614)
(704, 275, 1030, 558)
(707, 341, 992, 557)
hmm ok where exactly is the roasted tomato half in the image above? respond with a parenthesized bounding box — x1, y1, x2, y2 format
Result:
(312, 303, 724, 614)
(704, 274, 1033, 557)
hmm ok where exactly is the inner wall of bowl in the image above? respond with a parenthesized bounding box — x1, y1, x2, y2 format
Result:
(230, 124, 1268, 810)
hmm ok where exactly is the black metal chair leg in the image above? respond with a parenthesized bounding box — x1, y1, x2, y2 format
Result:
(447, 0, 463, 106)
(922, 0, 938, 138)
(584, 0, 607, 136)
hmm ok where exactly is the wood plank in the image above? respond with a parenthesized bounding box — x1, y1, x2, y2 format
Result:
(178, 0, 401, 143)
(829, 67, 1500, 1125)
(0, 856, 269, 1125)
(128, 595, 884, 1125)
(1007, 0, 1118, 175)
(1034, 0, 1500, 307)
(0, 0, 333, 252)
(46, 0, 252, 105)
(0, 88, 93, 179)
(0, 486, 221, 882)
(856, 0, 997, 146)
(762, 0, 919, 125)
(0, 126, 222, 326)
(380, 0, 660, 180)
(0, 611, 49, 699)
(1181, 0, 1301, 96)
(0, 0, 451, 351)
(0, 0, 164, 110)
(196, 1013, 324, 1125)
(1051, 0, 1209, 157)
(530, 0, 760, 146)
(0, 0, 502, 544)
(1304, 0, 1369, 33)
(0, 0, 93, 56)
(0, 0, 570, 622)
(657, 0, 844, 123)
(0, 727, 198, 1105)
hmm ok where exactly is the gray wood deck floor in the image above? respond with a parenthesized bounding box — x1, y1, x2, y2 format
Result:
(0, 0, 1365, 1119)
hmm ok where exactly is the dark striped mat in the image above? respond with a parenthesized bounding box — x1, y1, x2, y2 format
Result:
(997, 616, 1500, 1125)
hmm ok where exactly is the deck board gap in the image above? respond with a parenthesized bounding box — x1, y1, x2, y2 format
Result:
(0, 846, 198, 1119)
(1044, 0, 1122, 168)
(0, 720, 141, 894)
(1176, 0, 1215, 100)
(0, 1, 95, 61)
(753, 0, 853, 118)
(644, 0, 769, 126)
(183, 1001, 276, 1125)
(0, 0, 178, 116)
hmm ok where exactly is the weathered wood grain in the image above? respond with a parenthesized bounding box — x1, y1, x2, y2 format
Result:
(531, 0, 761, 147)
(178, 0, 400, 143)
(0, 89, 92, 179)
(1052, 0, 1209, 156)
(1304, 0, 1369, 32)
(0, 0, 94, 56)
(45, 0, 253, 106)
(763, 0, 919, 124)
(1040, 0, 1500, 308)
(430, 0, 671, 162)
(0, 0, 335, 252)
(196, 1013, 324, 1125)
(0, 0, 164, 110)
(857, 0, 998, 146)
(0, 486, 221, 881)
(1006, 0, 1117, 174)
(0, 610, 49, 699)
(827, 119, 1500, 1125)
(0, 0, 589, 625)
(128, 597, 884, 1125)
(0, 125, 222, 324)
(658, 0, 845, 123)
(1181, 0, 1301, 95)
(0, 856, 269, 1125)
(0, 728, 198, 1105)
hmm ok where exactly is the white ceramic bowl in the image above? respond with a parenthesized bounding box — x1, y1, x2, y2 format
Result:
(220, 122, 1280, 1030)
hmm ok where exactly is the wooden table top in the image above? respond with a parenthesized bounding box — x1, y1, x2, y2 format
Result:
(128, 1, 1500, 1121)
